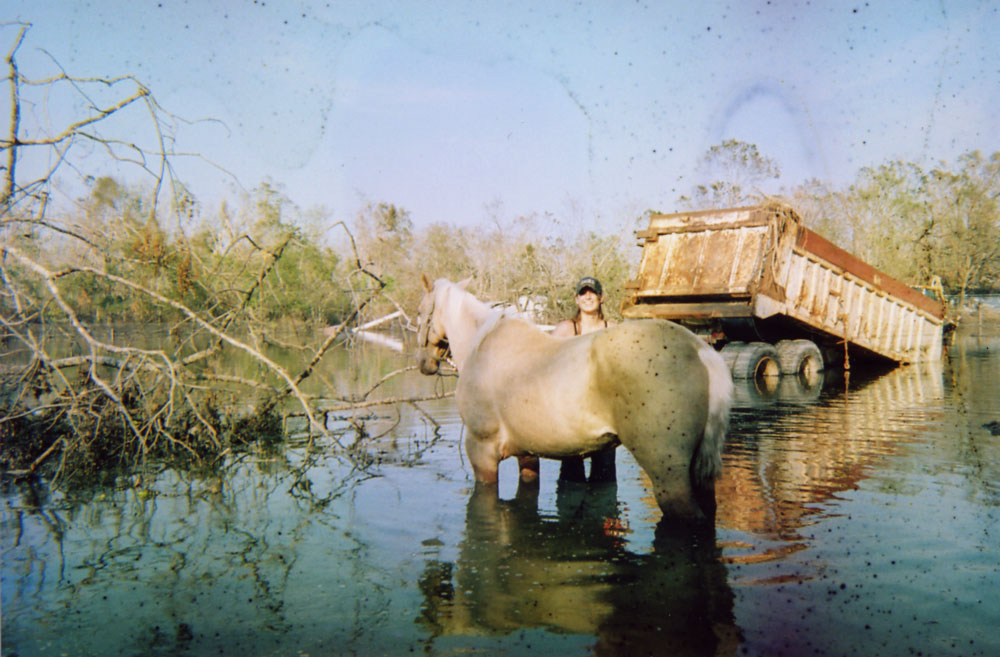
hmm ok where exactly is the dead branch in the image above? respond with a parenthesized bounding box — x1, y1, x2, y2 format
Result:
(408, 401, 441, 428)
(1, 24, 442, 488)
(180, 234, 293, 367)
(310, 390, 456, 413)
(2, 24, 28, 210)
(5, 243, 333, 440)
(284, 284, 385, 395)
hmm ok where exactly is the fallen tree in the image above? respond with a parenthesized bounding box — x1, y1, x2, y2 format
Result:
(0, 24, 445, 486)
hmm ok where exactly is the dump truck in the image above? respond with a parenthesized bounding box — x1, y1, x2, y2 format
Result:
(621, 203, 947, 379)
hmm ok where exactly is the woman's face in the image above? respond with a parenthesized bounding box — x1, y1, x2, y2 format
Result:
(575, 288, 601, 313)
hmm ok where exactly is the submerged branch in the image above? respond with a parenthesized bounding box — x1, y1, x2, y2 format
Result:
(311, 390, 455, 413)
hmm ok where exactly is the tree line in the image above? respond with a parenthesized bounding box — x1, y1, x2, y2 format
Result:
(7, 149, 996, 332)
(682, 139, 999, 307)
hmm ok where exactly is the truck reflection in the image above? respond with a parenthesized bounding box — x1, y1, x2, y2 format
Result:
(715, 362, 944, 570)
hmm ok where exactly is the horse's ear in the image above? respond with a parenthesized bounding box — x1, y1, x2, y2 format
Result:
(421, 273, 434, 292)
(457, 276, 474, 290)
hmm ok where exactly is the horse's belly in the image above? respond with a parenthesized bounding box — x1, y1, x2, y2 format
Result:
(498, 406, 616, 459)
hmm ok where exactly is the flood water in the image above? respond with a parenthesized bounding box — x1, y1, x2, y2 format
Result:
(3, 335, 998, 657)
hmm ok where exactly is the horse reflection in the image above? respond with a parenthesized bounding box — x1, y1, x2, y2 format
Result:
(417, 481, 739, 656)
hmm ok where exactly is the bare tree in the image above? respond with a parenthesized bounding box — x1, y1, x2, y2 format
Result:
(925, 151, 1000, 306)
(0, 24, 430, 484)
(679, 139, 781, 210)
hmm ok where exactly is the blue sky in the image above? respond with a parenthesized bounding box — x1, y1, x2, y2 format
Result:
(6, 1, 998, 232)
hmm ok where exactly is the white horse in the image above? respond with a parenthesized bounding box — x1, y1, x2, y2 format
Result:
(415, 276, 733, 521)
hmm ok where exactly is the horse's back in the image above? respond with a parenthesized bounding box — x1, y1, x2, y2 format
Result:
(594, 318, 709, 381)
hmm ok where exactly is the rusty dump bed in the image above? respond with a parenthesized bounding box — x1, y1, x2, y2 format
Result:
(621, 204, 946, 363)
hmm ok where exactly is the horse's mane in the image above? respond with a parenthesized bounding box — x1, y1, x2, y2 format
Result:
(437, 278, 529, 360)
(471, 308, 506, 351)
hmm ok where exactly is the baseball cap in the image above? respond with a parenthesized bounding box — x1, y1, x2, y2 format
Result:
(575, 276, 603, 296)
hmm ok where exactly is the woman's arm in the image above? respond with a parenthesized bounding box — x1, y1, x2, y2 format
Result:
(551, 319, 576, 337)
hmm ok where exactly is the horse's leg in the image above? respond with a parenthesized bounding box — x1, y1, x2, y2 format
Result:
(631, 443, 703, 520)
(517, 455, 540, 483)
(514, 464, 540, 505)
(621, 425, 704, 521)
(558, 457, 586, 483)
(588, 447, 617, 484)
(465, 435, 500, 484)
(691, 471, 717, 520)
(592, 320, 720, 521)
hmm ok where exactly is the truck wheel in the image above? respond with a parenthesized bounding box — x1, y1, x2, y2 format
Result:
(731, 342, 780, 380)
(776, 339, 824, 383)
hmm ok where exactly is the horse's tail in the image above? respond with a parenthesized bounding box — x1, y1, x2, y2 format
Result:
(694, 345, 733, 483)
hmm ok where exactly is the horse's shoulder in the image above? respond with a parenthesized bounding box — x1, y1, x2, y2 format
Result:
(487, 316, 550, 340)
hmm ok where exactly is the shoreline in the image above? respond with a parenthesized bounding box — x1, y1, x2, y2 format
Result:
(954, 304, 1000, 338)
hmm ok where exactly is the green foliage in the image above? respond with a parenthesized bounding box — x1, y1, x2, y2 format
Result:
(240, 183, 347, 322)
(844, 160, 931, 282)
(923, 151, 1000, 303)
(686, 140, 999, 299)
(791, 150, 1000, 300)
(11, 178, 353, 326)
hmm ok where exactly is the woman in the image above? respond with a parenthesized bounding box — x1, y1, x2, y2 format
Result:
(552, 276, 617, 483)
(551, 276, 613, 337)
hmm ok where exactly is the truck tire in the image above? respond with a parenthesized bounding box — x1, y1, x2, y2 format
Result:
(731, 342, 781, 380)
(776, 339, 824, 383)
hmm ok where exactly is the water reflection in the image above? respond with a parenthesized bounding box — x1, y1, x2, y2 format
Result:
(730, 367, 826, 407)
(4, 339, 999, 656)
(717, 360, 946, 578)
(418, 481, 740, 656)
(1, 447, 376, 657)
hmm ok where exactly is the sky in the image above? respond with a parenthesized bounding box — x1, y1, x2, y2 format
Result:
(6, 0, 998, 234)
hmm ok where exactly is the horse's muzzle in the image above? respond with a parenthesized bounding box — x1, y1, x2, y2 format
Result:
(418, 345, 446, 375)
(418, 353, 440, 375)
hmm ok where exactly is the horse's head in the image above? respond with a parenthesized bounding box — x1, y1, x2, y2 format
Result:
(416, 274, 450, 375)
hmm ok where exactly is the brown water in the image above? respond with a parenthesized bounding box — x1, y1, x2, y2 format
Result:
(3, 336, 998, 656)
